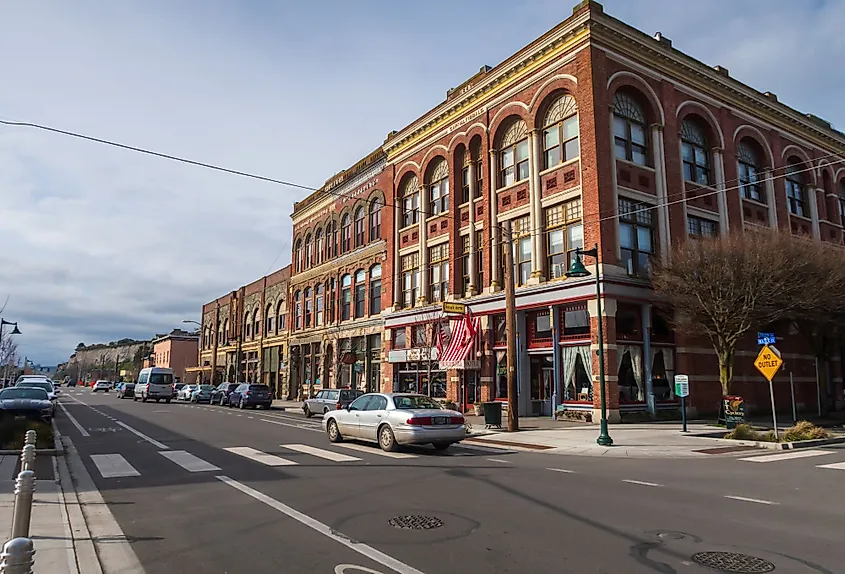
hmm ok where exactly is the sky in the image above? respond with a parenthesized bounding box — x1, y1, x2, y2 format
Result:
(1, 0, 843, 365)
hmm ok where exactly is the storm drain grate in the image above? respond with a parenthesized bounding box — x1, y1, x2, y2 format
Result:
(388, 515, 444, 530)
(692, 551, 775, 573)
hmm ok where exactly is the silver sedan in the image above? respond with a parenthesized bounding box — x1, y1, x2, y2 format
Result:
(322, 393, 467, 452)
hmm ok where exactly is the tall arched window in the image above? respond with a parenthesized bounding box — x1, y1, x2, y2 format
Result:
(401, 176, 419, 228)
(304, 234, 313, 269)
(244, 312, 251, 339)
(315, 228, 324, 265)
(785, 160, 806, 217)
(369, 264, 382, 315)
(354, 207, 366, 247)
(304, 287, 313, 328)
(294, 291, 303, 330)
(266, 307, 274, 336)
(613, 91, 648, 165)
(737, 139, 763, 202)
(542, 95, 579, 169)
(327, 220, 338, 259)
(354, 269, 366, 318)
(315, 283, 324, 326)
(369, 198, 382, 241)
(277, 301, 286, 332)
(341, 214, 351, 253)
(838, 178, 845, 225)
(294, 239, 303, 273)
(341, 274, 352, 321)
(427, 159, 449, 215)
(222, 319, 228, 346)
(253, 310, 260, 338)
(327, 278, 337, 323)
(499, 120, 529, 187)
(681, 118, 710, 185)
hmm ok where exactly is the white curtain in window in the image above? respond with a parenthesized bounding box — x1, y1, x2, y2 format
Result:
(577, 345, 593, 400)
(618, 344, 644, 401)
(561, 346, 579, 400)
(651, 347, 675, 399)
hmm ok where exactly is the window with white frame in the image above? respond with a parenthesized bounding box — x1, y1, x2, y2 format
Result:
(542, 95, 579, 169)
(681, 118, 710, 185)
(354, 207, 366, 247)
(401, 176, 420, 228)
(428, 159, 449, 216)
(369, 198, 382, 241)
(737, 139, 764, 203)
(506, 215, 532, 286)
(461, 235, 471, 297)
(546, 198, 583, 280)
(369, 264, 382, 315)
(613, 91, 649, 166)
(429, 243, 449, 303)
(401, 253, 420, 308)
(687, 215, 718, 238)
(499, 120, 529, 187)
(354, 269, 366, 318)
(315, 283, 324, 326)
(785, 161, 806, 217)
(341, 274, 352, 321)
(618, 198, 655, 277)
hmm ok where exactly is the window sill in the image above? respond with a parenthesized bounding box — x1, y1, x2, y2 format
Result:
(426, 212, 449, 223)
(788, 213, 813, 223)
(741, 197, 768, 208)
(495, 179, 529, 195)
(538, 156, 581, 178)
(684, 180, 717, 191)
(614, 157, 654, 172)
(398, 223, 419, 233)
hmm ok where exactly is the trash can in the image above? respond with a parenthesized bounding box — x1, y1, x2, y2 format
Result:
(483, 401, 503, 428)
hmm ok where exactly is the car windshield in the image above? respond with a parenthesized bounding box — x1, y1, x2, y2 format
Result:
(124, 383, 135, 388)
(249, 385, 269, 391)
(198, 385, 214, 391)
(0, 388, 49, 400)
(149, 373, 173, 385)
(392, 395, 442, 410)
(17, 381, 53, 393)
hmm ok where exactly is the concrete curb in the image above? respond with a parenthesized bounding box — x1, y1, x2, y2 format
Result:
(694, 433, 845, 450)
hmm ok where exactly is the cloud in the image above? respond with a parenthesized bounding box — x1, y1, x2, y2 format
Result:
(0, 0, 842, 364)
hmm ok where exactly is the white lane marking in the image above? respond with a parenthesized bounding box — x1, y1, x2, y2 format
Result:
(58, 402, 90, 437)
(487, 458, 512, 464)
(160, 450, 221, 472)
(817, 461, 845, 470)
(224, 447, 297, 466)
(260, 418, 322, 433)
(547, 468, 575, 474)
(90, 454, 140, 478)
(724, 495, 779, 505)
(114, 421, 169, 450)
(280, 444, 362, 462)
(622, 479, 662, 487)
(217, 476, 426, 574)
(336, 566, 384, 574)
(738, 449, 834, 463)
(337, 443, 417, 459)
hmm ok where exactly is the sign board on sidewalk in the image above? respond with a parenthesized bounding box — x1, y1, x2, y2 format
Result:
(723, 395, 745, 429)
(754, 344, 783, 382)
(442, 302, 466, 315)
(757, 332, 776, 346)
(673, 374, 689, 398)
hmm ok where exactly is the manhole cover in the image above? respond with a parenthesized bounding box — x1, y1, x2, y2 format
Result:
(388, 515, 443, 530)
(692, 551, 775, 573)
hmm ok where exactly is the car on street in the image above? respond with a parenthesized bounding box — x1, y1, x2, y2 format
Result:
(117, 383, 136, 399)
(0, 387, 55, 422)
(209, 382, 239, 406)
(303, 388, 363, 417)
(177, 384, 198, 401)
(92, 380, 112, 392)
(189, 384, 215, 403)
(323, 393, 466, 452)
(134, 367, 174, 403)
(16, 379, 59, 402)
(227, 383, 273, 409)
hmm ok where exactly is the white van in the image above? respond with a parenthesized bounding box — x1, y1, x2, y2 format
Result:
(134, 367, 175, 403)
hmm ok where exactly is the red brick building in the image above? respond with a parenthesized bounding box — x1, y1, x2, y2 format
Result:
(379, 0, 845, 420)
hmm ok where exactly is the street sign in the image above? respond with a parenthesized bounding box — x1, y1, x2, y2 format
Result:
(673, 374, 689, 398)
(442, 302, 466, 314)
(754, 344, 783, 382)
(757, 332, 776, 346)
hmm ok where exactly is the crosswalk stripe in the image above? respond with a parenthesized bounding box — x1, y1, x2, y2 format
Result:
(90, 454, 140, 478)
(160, 450, 221, 472)
(816, 461, 845, 470)
(337, 443, 417, 459)
(738, 449, 834, 463)
(224, 447, 297, 466)
(280, 444, 361, 462)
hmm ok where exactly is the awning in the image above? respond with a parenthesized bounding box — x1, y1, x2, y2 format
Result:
(438, 314, 480, 370)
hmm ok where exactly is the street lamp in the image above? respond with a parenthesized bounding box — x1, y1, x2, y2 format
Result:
(0, 319, 22, 386)
(566, 244, 613, 447)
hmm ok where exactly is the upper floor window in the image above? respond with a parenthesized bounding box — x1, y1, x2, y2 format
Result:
(294, 291, 302, 330)
(315, 229, 324, 265)
(737, 139, 764, 203)
(688, 215, 718, 238)
(304, 288, 313, 328)
(341, 274, 352, 321)
(244, 312, 251, 339)
(500, 120, 529, 187)
(427, 159, 449, 216)
(341, 214, 351, 253)
(369, 264, 382, 315)
(326, 278, 336, 324)
(354, 207, 366, 247)
(838, 179, 845, 225)
(508, 215, 532, 287)
(369, 198, 382, 241)
(276, 302, 285, 333)
(294, 239, 303, 273)
(315, 284, 324, 326)
(392, 328, 406, 349)
(304, 234, 313, 269)
(613, 92, 648, 166)
(546, 198, 583, 280)
(401, 176, 420, 228)
(618, 198, 655, 277)
(401, 252, 420, 308)
(253, 310, 260, 338)
(542, 95, 579, 169)
(681, 118, 711, 185)
(354, 269, 366, 318)
(461, 235, 471, 297)
(429, 243, 449, 303)
(328, 220, 338, 259)
(785, 161, 806, 217)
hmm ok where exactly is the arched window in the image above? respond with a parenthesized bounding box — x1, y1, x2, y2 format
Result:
(369, 198, 382, 241)
(427, 159, 449, 216)
(737, 139, 763, 202)
(681, 118, 710, 185)
(354, 269, 366, 318)
(277, 301, 286, 332)
(266, 307, 274, 336)
(401, 176, 419, 228)
(341, 214, 351, 253)
(315, 228, 324, 265)
(499, 120, 529, 187)
(354, 207, 366, 247)
(304, 234, 313, 269)
(838, 178, 845, 225)
(327, 278, 337, 323)
(341, 274, 352, 321)
(222, 319, 228, 346)
(244, 312, 251, 339)
(369, 264, 382, 315)
(294, 239, 303, 273)
(613, 91, 648, 165)
(315, 283, 324, 326)
(253, 310, 260, 338)
(542, 95, 579, 169)
(304, 287, 313, 328)
(785, 160, 806, 217)
(328, 220, 338, 259)
(294, 291, 302, 330)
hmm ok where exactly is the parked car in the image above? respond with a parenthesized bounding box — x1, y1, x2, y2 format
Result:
(323, 393, 466, 452)
(0, 387, 55, 422)
(227, 383, 272, 409)
(16, 379, 59, 402)
(92, 380, 112, 392)
(209, 382, 239, 406)
(177, 385, 198, 401)
(134, 367, 174, 403)
(303, 388, 363, 417)
(117, 383, 136, 399)
(189, 384, 215, 403)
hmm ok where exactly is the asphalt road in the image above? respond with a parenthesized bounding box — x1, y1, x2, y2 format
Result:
(54, 387, 845, 574)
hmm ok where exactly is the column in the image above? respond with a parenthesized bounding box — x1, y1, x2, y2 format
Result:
(809, 185, 821, 240)
(489, 149, 500, 291)
(529, 129, 544, 280)
(467, 156, 478, 296)
(393, 201, 402, 308)
(712, 148, 729, 234)
(764, 168, 778, 228)
(650, 124, 671, 258)
(588, 297, 620, 424)
(551, 305, 562, 418)
(642, 303, 655, 417)
(418, 180, 429, 305)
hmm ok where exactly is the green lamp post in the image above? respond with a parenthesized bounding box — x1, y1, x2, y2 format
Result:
(566, 244, 613, 447)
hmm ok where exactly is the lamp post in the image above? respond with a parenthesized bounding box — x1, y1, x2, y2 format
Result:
(183, 319, 202, 384)
(0, 319, 22, 387)
(566, 244, 613, 447)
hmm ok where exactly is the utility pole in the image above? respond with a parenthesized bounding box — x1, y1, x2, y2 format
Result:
(502, 220, 519, 432)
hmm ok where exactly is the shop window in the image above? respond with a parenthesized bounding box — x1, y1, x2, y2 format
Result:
(493, 314, 507, 347)
(562, 304, 590, 339)
(651, 310, 673, 343)
(563, 349, 593, 402)
(617, 346, 644, 403)
(392, 328, 406, 349)
(528, 310, 552, 347)
(616, 304, 642, 341)
(413, 325, 427, 347)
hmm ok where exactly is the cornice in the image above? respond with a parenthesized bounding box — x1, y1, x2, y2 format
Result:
(289, 242, 386, 286)
(293, 160, 386, 220)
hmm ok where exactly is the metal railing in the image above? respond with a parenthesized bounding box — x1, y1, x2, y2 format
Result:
(1, 429, 38, 573)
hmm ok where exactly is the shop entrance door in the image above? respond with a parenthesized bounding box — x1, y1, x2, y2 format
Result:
(462, 371, 480, 412)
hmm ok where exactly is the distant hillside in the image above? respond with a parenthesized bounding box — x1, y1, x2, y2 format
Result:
(60, 339, 151, 380)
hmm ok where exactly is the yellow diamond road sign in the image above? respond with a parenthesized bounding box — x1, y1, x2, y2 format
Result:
(754, 344, 783, 382)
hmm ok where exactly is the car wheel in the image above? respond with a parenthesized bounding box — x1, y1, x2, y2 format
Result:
(327, 419, 342, 443)
(323, 407, 329, 415)
(220, 396, 226, 406)
(432, 442, 451, 451)
(165, 398, 171, 404)
(133, 396, 138, 402)
(142, 396, 147, 403)
(304, 406, 312, 418)
(239, 398, 245, 409)
(379, 424, 398, 452)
